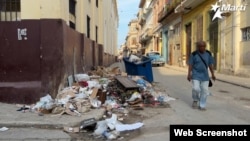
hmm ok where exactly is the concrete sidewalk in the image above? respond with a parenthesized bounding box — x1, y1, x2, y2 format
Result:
(164, 64, 250, 89)
(0, 103, 105, 140)
(0, 102, 105, 129)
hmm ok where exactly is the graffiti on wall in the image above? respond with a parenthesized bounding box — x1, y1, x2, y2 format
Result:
(17, 28, 28, 40)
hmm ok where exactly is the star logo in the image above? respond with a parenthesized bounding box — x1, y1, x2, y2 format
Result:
(212, 9, 223, 21)
(211, 0, 223, 21)
(211, 2, 220, 12)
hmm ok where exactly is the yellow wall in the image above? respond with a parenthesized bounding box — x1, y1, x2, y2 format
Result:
(219, 0, 248, 74)
(20, 0, 118, 55)
(21, 0, 41, 19)
(181, 0, 216, 55)
(21, 0, 68, 21)
(240, 0, 250, 67)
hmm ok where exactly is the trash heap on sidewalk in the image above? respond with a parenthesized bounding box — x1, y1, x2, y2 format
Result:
(16, 65, 175, 140)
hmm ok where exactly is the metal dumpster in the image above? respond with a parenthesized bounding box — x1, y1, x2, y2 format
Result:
(123, 56, 154, 83)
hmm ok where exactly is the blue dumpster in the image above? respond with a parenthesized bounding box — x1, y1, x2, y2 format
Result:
(123, 56, 154, 83)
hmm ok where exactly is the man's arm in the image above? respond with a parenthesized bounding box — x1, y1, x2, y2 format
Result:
(187, 65, 192, 81)
(209, 64, 216, 81)
(208, 52, 216, 81)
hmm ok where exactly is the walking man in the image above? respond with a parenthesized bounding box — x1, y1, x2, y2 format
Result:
(187, 41, 216, 111)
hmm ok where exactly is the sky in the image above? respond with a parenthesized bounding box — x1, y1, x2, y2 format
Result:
(117, 0, 140, 49)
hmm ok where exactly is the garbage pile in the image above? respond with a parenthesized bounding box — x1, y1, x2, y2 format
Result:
(15, 65, 175, 140)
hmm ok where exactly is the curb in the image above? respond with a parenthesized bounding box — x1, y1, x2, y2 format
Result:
(214, 79, 250, 89)
(0, 109, 106, 130)
(164, 65, 250, 89)
(0, 123, 64, 130)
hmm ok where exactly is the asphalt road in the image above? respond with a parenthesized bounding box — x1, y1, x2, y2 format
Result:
(130, 66, 250, 141)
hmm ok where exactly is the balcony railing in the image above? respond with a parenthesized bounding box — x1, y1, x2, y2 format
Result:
(158, 0, 182, 22)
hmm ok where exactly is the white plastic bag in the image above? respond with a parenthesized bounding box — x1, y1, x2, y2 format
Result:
(33, 94, 54, 110)
(74, 74, 90, 82)
(127, 92, 141, 102)
(94, 120, 108, 135)
(105, 114, 118, 130)
(90, 98, 102, 108)
(129, 55, 140, 62)
(87, 81, 101, 89)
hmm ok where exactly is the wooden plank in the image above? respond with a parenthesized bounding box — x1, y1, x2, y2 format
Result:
(115, 76, 139, 90)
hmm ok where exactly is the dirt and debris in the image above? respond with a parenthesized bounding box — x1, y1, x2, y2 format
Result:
(15, 66, 175, 140)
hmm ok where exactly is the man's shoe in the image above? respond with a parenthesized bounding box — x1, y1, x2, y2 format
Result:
(199, 107, 206, 111)
(192, 101, 198, 109)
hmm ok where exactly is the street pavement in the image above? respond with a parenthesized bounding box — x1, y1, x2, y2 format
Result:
(164, 64, 250, 89)
(129, 65, 250, 141)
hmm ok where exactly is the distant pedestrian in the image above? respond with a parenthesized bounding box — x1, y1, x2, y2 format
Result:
(187, 41, 216, 111)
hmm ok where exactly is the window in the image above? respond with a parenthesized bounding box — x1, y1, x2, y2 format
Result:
(131, 37, 137, 45)
(174, 23, 181, 37)
(0, 0, 21, 21)
(242, 27, 250, 41)
(70, 21, 75, 29)
(96, 0, 98, 7)
(87, 15, 91, 38)
(69, 0, 76, 16)
(96, 26, 98, 43)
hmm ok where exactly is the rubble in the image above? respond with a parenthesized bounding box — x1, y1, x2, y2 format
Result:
(14, 65, 175, 140)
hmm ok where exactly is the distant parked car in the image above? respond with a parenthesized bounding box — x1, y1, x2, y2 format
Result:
(145, 51, 165, 66)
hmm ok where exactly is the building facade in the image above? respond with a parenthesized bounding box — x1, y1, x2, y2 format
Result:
(0, 0, 118, 104)
(175, 0, 217, 67)
(0, 0, 118, 55)
(138, 0, 154, 54)
(218, 0, 250, 76)
(159, 0, 182, 66)
(125, 19, 140, 54)
(152, 0, 163, 55)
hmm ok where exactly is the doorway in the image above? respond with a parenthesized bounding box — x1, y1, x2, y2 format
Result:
(185, 23, 192, 64)
(209, 11, 218, 70)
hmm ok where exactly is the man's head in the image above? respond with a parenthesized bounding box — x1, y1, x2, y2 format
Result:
(196, 41, 206, 53)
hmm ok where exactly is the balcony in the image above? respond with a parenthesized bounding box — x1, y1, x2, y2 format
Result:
(175, 0, 206, 14)
(139, 15, 146, 25)
(139, 27, 153, 43)
(158, 0, 182, 22)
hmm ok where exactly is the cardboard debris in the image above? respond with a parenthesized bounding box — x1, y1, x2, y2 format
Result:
(63, 126, 80, 133)
(111, 67, 121, 75)
(76, 102, 90, 113)
(130, 103, 144, 108)
(52, 107, 65, 114)
(56, 89, 75, 100)
(65, 103, 81, 116)
(128, 98, 143, 105)
(91, 88, 99, 99)
(72, 82, 80, 87)
(97, 90, 106, 104)
(121, 72, 127, 77)
(39, 108, 52, 114)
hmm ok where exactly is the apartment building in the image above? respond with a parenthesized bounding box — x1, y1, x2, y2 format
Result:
(0, 0, 118, 104)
